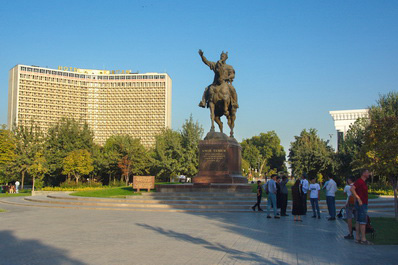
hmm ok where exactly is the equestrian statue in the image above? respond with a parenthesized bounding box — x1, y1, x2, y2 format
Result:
(198, 49, 239, 138)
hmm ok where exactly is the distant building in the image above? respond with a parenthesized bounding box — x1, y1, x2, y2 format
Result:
(8, 65, 172, 147)
(329, 109, 368, 151)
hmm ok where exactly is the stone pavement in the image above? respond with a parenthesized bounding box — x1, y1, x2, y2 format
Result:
(0, 202, 397, 265)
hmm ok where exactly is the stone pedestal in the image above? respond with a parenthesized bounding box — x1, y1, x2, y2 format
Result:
(193, 132, 247, 184)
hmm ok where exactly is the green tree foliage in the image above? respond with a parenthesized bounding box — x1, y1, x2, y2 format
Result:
(179, 115, 204, 177)
(241, 131, 286, 177)
(103, 135, 151, 185)
(28, 152, 48, 190)
(241, 159, 250, 177)
(362, 92, 398, 219)
(45, 118, 94, 185)
(62, 149, 94, 184)
(337, 118, 369, 181)
(152, 129, 184, 182)
(91, 144, 105, 180)
(289, 128, 336, 181)
(11, 124, 44, 188)
(0, 125, 16, 183)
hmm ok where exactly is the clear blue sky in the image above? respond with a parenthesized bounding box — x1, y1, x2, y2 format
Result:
(1, 0, 397, 154)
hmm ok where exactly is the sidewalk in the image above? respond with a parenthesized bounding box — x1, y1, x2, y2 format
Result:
(0, 201, 397, 265)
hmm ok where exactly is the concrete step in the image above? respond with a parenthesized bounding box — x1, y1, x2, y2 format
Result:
(30, 195, 395, 210)
(1, 195, 394, 214)
(139, 192, 254, 197)
(0, 196, 251, 212)
(48, 195, 258, 205)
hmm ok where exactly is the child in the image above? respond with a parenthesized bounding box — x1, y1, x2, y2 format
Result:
(309, 177, 321, 219)
(252, 180, 263, 211)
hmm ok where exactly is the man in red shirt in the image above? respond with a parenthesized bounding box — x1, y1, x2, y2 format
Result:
(351, 169, 371, 245)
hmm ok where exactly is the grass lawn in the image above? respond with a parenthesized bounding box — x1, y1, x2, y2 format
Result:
(348, 217, 398, 245)
(369, 217, 398, 245)
(251, 183, 378, 200)
(0, 209, 6, 212)
(71, 186, 144, 198)
(0, 190, 31, 197)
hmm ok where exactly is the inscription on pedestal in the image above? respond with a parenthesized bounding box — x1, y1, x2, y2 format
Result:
(202, 148, 226, 162)
(199, 146, 227, 172)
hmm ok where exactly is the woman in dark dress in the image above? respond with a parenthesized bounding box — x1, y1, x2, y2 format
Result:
(276, 176, 282, 213)
(292, 179, 304, 221)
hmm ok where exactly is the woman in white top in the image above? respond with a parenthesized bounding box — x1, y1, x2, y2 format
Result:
(343, 177, 356, 239)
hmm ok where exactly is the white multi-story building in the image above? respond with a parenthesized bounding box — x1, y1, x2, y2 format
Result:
(329, 109, 369, 150)
(8, 65, 172, 147)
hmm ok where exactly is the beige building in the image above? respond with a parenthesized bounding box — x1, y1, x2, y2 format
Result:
(8, 65, 172, 147)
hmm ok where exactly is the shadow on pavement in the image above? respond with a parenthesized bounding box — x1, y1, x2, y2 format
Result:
(136, 223, 288, 265)
(0, 230, 87, 265)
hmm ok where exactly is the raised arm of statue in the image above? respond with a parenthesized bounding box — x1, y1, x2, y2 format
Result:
(198, 49, 215, 70)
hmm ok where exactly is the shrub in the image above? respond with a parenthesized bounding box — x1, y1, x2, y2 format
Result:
(59, 181, 103, 189)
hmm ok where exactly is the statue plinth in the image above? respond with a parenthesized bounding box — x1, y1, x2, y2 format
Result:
(194, 132, 247, 184)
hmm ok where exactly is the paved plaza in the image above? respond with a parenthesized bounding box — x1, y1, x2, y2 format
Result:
(0, 201, 397, 265)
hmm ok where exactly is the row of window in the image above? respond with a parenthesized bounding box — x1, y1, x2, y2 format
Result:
(20, 67, 166, 80)
(20, 75, 166, 88)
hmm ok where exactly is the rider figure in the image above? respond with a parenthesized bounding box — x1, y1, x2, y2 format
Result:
(198, 49, 239, 109)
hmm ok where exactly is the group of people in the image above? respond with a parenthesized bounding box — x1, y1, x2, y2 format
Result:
(1, 181, 20, 194)
(251, 169, 372, 245)
(252, 174, 289, 218)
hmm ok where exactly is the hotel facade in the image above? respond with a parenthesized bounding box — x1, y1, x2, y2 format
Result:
(8, 65, 172, 147)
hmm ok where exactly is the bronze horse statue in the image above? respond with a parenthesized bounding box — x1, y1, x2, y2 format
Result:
(198, 49, 238, 138)
(209, 81, 237, 137)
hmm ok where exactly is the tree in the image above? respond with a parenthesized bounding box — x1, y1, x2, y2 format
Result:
(180, 115, 204, 178)
(337, 118, 369, 182)
(118, 155, 132, 186)
(103, 135, 151, 185)
(289, 129, 336, 180)
(62, 149, 94, 184)
(45, 118, 94, 185)
(363, 92, 398, 220)
(241, 131, 286, 177)
(0, 125, 16, 183)
(152, 129, 184, 182)
(11, 124, 43, 188)
(28, 152, 48, 191)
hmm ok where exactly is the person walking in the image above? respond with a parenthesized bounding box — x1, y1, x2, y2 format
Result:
(266, 174, 280, 219)
(15, 180, 20, 194)
(252, 180, 263, 211)
(300, 173, 309, 214)
(344, 176, 356, 239)
(309, 177, 321, 219)
(292, 179, 304, 221)
(351, 169, 372, 245)
(326, 175, 338, 220)
(279, 175, 289, 216)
